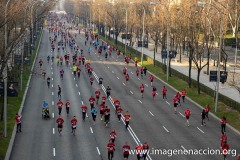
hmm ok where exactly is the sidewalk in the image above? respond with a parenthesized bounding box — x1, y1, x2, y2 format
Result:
(112, 34, 240, 103)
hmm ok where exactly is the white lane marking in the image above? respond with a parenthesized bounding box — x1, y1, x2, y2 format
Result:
(53, 128, 55, 134)
(86, 113, 88, 117)
(166, 101, 170, 105)
(52, 92, 54, 95)
(138, 78, 140, 80)
(96, 147, 100, 155)
(52, 113, 54, 118)
(197, 127, 205, 133)
(78, 92, 81, 95)
(112, 71, 114, 73)
(145, 84, 148, 87)
(131, 72, 133, 74)
(74, 78, 75, 80)
(163, 126, 169, 133)
(156, 93, 158, 95)
(107, 66, 109, 68)
(51, 63, 53, 66)
(100, 59, 102, 60)
(149, 111, 154, 116)
(179, 112, 185, 117)
(123, 83, 126, 86)
(81, 101, 83, 105)
(130, 91, 133, 94)
(52, 72, 53, 75)
(52, 78, 53, 81)
(90, 127, 93, 133)
(181, 146, 186, 151)
(52, 101, 54, 105)
(72, 72, 73, 74)
(138, 100, 142, 104)
(53, 148, 56, 156)
(51, 67, 53, 70)
(117, 77, 119, 79)
(76, 84, 78, 87)
(52, 84, 53, 88)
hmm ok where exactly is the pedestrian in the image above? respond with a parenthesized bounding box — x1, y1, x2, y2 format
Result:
(136, 144, 143, 160)
(81, 105, 88, 121)
(110, 130, 117, 143)
(201, 109, 206, 126)
(91, 107, 97, 124)
(142, 142, 149, 160)
(152, 86, 157, 100)
(123, 142, 131, 160)
(57, 99, 63, 115)
(15, 113, 22, 133)
(162, 86, 167, 99)
(107, 140, 115, 160)
(149, 75, 154, 86)
(181, 89, 186, 102)
(143, 67, 147, 76)
(220, 132, 227, 147)
(56, 115, 64, 135)
(71, 116, 77, 136)
(124, 111, 131, 129)
(173, 96, 178, 113)
(221, 116, 227, 134)
(221, 141, 229, 160)
(140, 67, 144, 79)
(58, 85, 61, 98)
(184, 108, 191, 126)
(104, 106, 110, 127)
(140, 84, 144, 98)
(205, 104, 210, 120)
(90, 77, 94, 86)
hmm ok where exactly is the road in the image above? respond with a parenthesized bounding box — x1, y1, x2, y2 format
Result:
(10, 16, 240, 160)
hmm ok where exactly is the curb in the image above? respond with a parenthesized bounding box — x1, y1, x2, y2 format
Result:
(4, 28, 44, 160)
(100, 37, 240, 136)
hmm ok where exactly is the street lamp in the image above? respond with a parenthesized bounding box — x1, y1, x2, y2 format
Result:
(198, 1, 222, 112)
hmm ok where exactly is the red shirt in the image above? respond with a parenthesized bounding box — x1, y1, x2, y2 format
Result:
(57, 101, 63, 109)
(90, 77, 94, 82)
(15, 115, 21, 124)
(136, 69, 139, 74)
(140, 85, 144, 92)
(104, 108, 110, 115)
(125, 75, 129, 81)
(123, 145, 130, 154)
(56, 117, 64, 126)
(114, 100, 120, 107)
(184, 109, 191, 117)
(143, 144, 149, 150)
(136, 145, 143, 154)
(116, 107, 122, 115)
(221, 143, 229, 155)
(162, 87, 167, 94)
(182, 90, 186, 96)
(221, 134, 227, 143)
(107, 143, 115, 152)
(124, 114, 131, 122)
(110, 131, 117, 140)
(150, 75, 154, 81)
(71, 118, 77, 126)
(81, 106, 87, 112)
(173, 97, 178, 103)
(95, 90, 100, 96)
(100, 104, 105, 112)
(123, 68, 127, 73)
(221, 118, 227, 125)
(102, 96, 106, 102)
(205, 106, 210, 112)
(89, 97, 95, 102)
(66, 101, 70, 108)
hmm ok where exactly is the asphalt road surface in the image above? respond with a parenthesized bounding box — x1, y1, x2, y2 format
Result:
(10, 17, 240, 160)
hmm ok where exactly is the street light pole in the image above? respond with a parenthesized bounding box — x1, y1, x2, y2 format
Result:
(166, 15, 170, 81)
(4, 0, 12, 138)
(31, 1, 38, 53)
(125, 9, 127, 54)
(141, 8, 145, 65)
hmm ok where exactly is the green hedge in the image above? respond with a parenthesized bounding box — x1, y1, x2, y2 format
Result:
(101, 36, 240, 112)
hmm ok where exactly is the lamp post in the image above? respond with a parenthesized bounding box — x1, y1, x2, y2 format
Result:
(4, 0, 12, 138)
(141, 8, 146, 65)
(31, 1, 39, 53)
(198, 1, 222, 112)
(125, 9, 127, 54)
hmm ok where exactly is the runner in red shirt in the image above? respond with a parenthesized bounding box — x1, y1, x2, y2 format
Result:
(101, 96, 106, 105)
(176, 92, 181, 106)
(140, 67, 144, 79)
(181, 89, 186, 102)
(142, 142, 149, 160)
(81, 105, 88, 121)
(205, 104, 210, 120)
(65, 100, 70, 116)
(57, 99, 63, 115)
(39, 59, 43, 68)
(220, 132, 227, 147)
(77, 67, 81, 79)
(124, 111, 131, 129)
(136, 144, 143, 160)
(162, 86, 167, 99)
(123, 142, 131, 160)
(110, 130, 117, 143)
(221, 141, 229, 160)
(95, 89, 101, 104)
(100, 103, 105, 120)
(90, 77, 94, 86)
(107, 140, 115, 160)
(184, 108, 191, 126)
(221, 116, 227, 134)
(56, 116, 64, 135)
(71, 116, 77, 136)
(173, 96, 178, 113)
(114, 99, 120, 109)
(116, 106, 122, 122)
(136, 68, 139, 77)
(89, 96, 95, 109)
(149, 75, 154, 86)
(15, 113, 22, 133)
(125, 73, 129, 83)
(140, 84, 144, 98)
(104, 106, 110, 127)
(123, 67, 127, 75)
